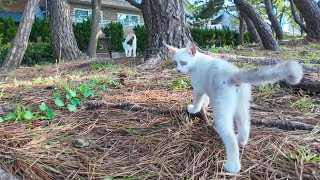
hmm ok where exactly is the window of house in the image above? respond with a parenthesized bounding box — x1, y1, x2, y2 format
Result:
(117, 13, 140, 26)
(74, 8, 103, 23)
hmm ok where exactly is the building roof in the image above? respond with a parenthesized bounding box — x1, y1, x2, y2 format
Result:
(0, 6, 43, 22)
(0, 11, 23, 22)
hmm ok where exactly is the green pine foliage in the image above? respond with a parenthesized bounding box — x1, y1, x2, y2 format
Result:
(0, 42, 54, 66)
(30, 18, 51, 43)
(190, 27, 252, 48)
(133, 25, 148, 52)
(102, 22, 124, 52)
(0, 17, 17, 45)
(73, 18, 92, 51)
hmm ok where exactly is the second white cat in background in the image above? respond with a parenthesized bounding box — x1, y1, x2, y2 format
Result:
(123, 33, 137, 58)
(166, 42, 303, 174)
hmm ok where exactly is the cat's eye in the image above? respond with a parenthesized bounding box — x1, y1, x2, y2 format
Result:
(173, 61, 178, 66)
(180, 61, 187, 66)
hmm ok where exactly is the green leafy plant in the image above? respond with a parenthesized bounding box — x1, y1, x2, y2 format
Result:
(53, 81, 99, 113)
(39, 102, 54, 120)
(90, 62, 117, 72)
(0, 103, 54, 123)
(53, 77, 117, 113)
(172, 78, 192, 89)
(90, 76, 120, 87)
(77, 84, 95, 99)
(288, 146, 320, 163)
(258, 84, 277, 94)
(290, 96, 315, 109)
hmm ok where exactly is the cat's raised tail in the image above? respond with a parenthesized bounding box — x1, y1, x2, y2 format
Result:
(230, 61, 303, 86)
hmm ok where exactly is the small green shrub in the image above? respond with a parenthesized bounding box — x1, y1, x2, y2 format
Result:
(30, 18, 51, 43)
(0, 42, 54, 66)
(190, 27, 252, 48)
(23, 43, 54, 66)
(0, 17, 18, 45)
(53, 78, 112, 113)
(102, 22, 124, 54)
(0, 103, 54, 123)
(73, 18, 92, 51)
(133, 25, 147, 52)
(172, 77, 192, 89)
(0, 34, 3, 45)
(0, 43, 10, 63)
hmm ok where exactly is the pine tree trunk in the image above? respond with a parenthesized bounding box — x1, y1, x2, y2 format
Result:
(288, 0, 308, 34)
(264, 0, 284, 40)
(238, 14, 244, 45)
(241, 11, 261, 43)
(48, 0, 83, 61)
(88, 0, 102, 58)
(126, 0, 192, 65)
(1, 0, 40, 72)
(235, 0, 278, 50)
(292, 0, 320, 39)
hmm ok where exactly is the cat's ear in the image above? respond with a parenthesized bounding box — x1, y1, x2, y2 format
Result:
(165, 44, 178, 56)
(186, 41, 196, 56)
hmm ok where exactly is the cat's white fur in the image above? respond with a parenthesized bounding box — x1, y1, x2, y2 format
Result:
(123, 33, 137, 57)
(166, 42, 303, 174)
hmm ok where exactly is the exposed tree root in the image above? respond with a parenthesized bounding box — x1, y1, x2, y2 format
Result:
(282, 77, 320, 94)
(82, 100, 105, 110)
(83, 100, 316, 131)
(250, 118, 315, 131)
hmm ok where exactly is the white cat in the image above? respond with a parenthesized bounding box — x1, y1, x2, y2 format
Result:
(166, 42, 303, 174)
(123, 33, 137, 57)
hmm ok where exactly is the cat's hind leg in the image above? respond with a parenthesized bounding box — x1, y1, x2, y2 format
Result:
(128, 47, 132, 57)
(211, 89, 241, 174)
(234, 84, 251, 147)
(124, 48, 128, 57)
(132, 40, 137, 57)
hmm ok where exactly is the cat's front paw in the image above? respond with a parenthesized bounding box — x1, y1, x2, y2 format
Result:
(187, 104, 199, 114)
(224, 161, 241, 174)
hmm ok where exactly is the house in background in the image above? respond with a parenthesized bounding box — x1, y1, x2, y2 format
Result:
(68, 0, 144, 54)
(66, 0, 144, 35)
(65, 0, 192, 54)
(1, 0, 194, 55)
(0, 0, 44, 23)
(205, 9, 238, 31)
